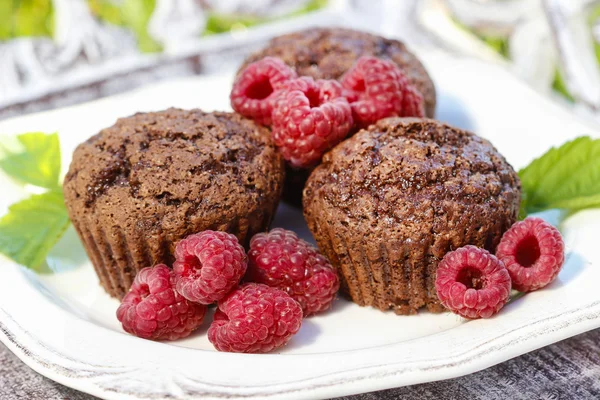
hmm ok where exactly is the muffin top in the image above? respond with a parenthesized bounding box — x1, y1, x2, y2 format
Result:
(239, 27, 436, 117)
(303, 118, 521, 255)
(63, 109, 284, 243)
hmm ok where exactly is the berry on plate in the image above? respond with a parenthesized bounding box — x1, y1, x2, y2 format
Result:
(208, 283, 303, 353)
(341, 56, 424, 128)
(230, 57, 297, 125)
(496, 217, 565, 292)
(248, 228, 339, 316)
(271, 77, 354, 168)
(173, 231, 247, 304)
(435, 246, 511, 319)
(116, 264, 207, 340)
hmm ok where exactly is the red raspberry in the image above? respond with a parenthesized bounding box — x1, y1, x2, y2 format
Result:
(208, 283, 303, 353)
(271, 77, 353, 168)
(435, 246, 511, 319)
(496, 217, 565, 292)
(116, 265, 207, 340)
(230, 57, 297, 125)
(173, 231, 247, 304)
(341, 56, 425, 128)
(247, 228, 339, 316)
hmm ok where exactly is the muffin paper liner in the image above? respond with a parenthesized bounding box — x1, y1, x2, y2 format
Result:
(71, 206, 277, 299)
(308, 201, 515, 315)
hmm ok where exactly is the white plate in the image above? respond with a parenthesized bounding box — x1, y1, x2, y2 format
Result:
(0, 49, 599, 400)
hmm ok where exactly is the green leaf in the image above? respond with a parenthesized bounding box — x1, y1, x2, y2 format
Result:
(588, 5, 600, 74)
(203, 0, 329, 36)
(451, 18, 510, 59)
(88, 0, 162, 53)
(88, 0, 124, 26)
(552, 69, 575, 102)
(300, 0, 329, 13)
(121, 0, 162, 53)
(0, 1, 11, 39)
(204, 13, 265, 36)
(0, 191, 70, 270)
(519, 136, 600, 216)
(0, 132, 61, 189)
(0, 0, 54, 40)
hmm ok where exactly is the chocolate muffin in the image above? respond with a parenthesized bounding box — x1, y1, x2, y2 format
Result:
(63, 109, 285, 298)
(303, 118, 521, 315)
(238, 27, 436, 118)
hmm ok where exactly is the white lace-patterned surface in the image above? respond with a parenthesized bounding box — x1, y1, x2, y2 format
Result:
(0, 0, 340, 113)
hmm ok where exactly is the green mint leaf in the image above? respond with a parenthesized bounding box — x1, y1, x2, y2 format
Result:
(519, 136, 600, 216)
(0, 191, 70, 271)
(0, 132, 61, 189)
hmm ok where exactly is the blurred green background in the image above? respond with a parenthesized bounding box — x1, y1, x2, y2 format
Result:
(0, 0, 328, 52)
(1, 0, 598, 103)
(0, 0, 55, 39)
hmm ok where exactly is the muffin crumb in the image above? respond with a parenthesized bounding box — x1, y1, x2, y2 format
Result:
(64, 109, 285, 298)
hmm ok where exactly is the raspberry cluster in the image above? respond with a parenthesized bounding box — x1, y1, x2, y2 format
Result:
(248, 228, 339, 316)
(230, 56, 425, 168)
(271, 77, 353, 168)
(341, 56, 425, 128)
(117, 229, 338, 353)
(435, 217, 565, 319)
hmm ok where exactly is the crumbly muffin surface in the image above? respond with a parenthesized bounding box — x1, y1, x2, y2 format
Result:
(239, 27, 436, 117)
(303, 118, 521, 314)
(64, 109, 284, 297)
